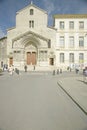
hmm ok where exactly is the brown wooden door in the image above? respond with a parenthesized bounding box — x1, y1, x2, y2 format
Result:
(27, 52, 36, 65)
(32, 52, 36, 65)
(27, 52, 31, 65)
(49, 58, 54, 65)
(9, 58, 13, 66)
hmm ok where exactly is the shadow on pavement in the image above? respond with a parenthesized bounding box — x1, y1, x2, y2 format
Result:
(77, 79, 87, 85)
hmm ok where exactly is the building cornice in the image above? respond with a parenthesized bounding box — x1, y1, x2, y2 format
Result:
(53, 14, 87, 19)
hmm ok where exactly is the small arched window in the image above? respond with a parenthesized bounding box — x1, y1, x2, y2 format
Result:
(30, 9, 34, 15)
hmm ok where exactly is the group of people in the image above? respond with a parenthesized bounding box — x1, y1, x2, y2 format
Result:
(67, 66, 79, 73)
(3, 64, 87, 82)
(6, 64, 36, 75)
(8, 65, 14, 75)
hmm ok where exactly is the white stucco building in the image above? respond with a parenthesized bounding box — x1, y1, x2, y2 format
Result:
(0, 2, 87, 70)
(54, 14, 87, 69)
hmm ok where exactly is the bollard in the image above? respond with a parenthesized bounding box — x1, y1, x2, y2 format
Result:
(24, 65, 27, 72)
(60, 69, 62, 74)
(53, 70, 55, 75)
(33, 65, 35, 70)
(15, 68, 19, 75)
(75, 69, 79, 74)
(57, 69, 59, 74)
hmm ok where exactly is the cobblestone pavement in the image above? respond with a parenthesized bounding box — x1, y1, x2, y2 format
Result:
(0, 70, 87, 130)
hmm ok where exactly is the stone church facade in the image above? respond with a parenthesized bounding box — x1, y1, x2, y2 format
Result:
(7, 3, 56, 70)
(0, 3, 87, 70)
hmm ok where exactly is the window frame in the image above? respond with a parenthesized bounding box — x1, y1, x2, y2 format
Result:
(60, 53, 64, 63)
(69, 36, 74, 48)
(60, 21, 64, 29)
(69, 21, 74, 29)
(29, 20, 34, 28)
(60, 36, 65, 48)
(30, 9, 34, 15)
(79, 53, 84, 63)
(79, 36, 84, 47)
(79, 21, 84, 29)
(69, 53, 74, 63)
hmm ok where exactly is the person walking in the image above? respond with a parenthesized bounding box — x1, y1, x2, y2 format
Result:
(83, 67, 87, 82)
(8, 65, 13, 75)
(24, 65, 27, 72)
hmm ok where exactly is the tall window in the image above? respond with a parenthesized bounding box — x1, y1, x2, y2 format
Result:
(60, 22, 64, 29)
(30, 9, 34, 15)
(79, 21, 84, 29)
(29, 20, 34, 28)
(69, 53, 74, 63)
(60, 53, 64, 63)
(69, 36, 74, 48)
(79, 37, 84, 47)
(79, 53, 84, 63)
(60, 36, 65, 47)
(69, 21, 74, 29)
(48, 40, 51, 48)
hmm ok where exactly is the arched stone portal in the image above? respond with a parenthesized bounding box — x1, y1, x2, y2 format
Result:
(22, 36, 40, 66)
(12, 33, 49, 69)
(27, 52, 36, 65)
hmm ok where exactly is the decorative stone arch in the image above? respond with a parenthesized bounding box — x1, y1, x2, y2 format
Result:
(21, 35, 40, 48)
(11, 31, 50, 67)
(21, 35, 40, 65)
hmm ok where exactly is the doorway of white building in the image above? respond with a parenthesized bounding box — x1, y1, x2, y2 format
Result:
(27, 52, 36, 65)
(49, 58, 54, 65)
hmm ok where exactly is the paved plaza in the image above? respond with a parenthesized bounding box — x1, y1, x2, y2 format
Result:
(0, 70, 87, 130)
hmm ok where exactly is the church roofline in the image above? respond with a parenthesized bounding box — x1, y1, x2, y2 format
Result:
(7, 27, 16, 31)
(16, 3, 47, 15)
(53, 14, 87, 19)
(0, 36, 7, 41)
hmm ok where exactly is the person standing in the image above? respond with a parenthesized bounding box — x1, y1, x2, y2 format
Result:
(83, 67, 87, 82)
(24, 65, 27, 72)
(9, 65, 13, 75)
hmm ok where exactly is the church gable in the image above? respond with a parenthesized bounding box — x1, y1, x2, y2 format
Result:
(17, 3, 47, 15)
(16, 3, 48, 28)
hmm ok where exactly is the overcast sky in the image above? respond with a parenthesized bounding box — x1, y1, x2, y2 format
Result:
(0, 0, 87, 38)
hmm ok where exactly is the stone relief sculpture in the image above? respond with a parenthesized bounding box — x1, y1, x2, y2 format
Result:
(13, 39, 24, 48)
